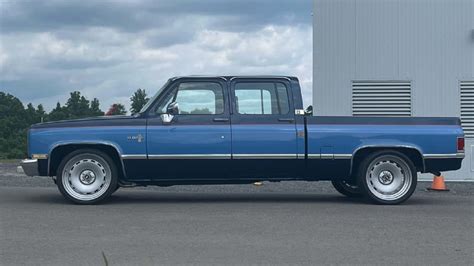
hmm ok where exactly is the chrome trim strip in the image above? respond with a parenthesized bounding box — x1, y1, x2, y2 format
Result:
(334, 154, 352, 159)
(297, 153, 305, 159)
(320, 154, 334, 159)
(148, 154, 231, 159)
(424, 153, 465, 159)
(233, 154, 296, 159)
(121, 154, 147, 160)
(308, 154, 352, 159)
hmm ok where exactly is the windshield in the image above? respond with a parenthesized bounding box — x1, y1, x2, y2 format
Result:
(139, 80, 170, 114)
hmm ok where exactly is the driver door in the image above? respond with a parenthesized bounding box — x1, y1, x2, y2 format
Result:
(145, 78, 232, 180)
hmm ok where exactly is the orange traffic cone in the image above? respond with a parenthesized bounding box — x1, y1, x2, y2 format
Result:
(427, 175, 449, 191)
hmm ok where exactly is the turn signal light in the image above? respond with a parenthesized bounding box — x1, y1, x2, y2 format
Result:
(457, 137, 465, 152)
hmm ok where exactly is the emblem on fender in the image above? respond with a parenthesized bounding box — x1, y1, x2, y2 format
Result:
(127, 134, 144, 143)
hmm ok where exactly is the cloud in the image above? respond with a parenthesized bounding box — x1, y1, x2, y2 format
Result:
(1, 0, 310, 34)
(0, 0, 313, 112)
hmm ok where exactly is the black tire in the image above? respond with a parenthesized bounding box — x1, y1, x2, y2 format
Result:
(357, 150, 417, 205)
(331, 180, 363, 198)
(56, 149, 118, 205)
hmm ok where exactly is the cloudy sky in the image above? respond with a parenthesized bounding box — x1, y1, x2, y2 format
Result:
(0, 0, 312, 112)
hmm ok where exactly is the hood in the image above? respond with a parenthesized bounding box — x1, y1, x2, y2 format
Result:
(30, 115, 144, 129)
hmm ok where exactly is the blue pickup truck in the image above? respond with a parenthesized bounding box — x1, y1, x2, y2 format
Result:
(22, 76, 464, 205)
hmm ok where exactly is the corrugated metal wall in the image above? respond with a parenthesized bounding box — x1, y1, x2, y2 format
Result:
(313, 0, 474, 181)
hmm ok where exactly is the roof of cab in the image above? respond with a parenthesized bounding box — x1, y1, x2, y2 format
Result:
(170, 75, 299, 81)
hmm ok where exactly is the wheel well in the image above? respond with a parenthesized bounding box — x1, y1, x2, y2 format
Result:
(351, 147, 424, 176)
(49, 144, 124, 178)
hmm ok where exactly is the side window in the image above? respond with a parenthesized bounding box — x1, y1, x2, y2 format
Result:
(234, 82, 290, 115)
(155, 82, 224, 115)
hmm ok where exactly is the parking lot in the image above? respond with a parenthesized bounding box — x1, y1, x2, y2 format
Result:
(1, 161, 473, 265)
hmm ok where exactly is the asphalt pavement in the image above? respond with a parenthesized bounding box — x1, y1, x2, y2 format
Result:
(1, 161, 473, 265)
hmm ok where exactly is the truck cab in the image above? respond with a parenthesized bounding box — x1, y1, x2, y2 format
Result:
(135, 76, 306, 181)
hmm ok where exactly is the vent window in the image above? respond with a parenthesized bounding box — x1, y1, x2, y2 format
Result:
(352, 81, 411, 117)
(460, 81, 474, 138)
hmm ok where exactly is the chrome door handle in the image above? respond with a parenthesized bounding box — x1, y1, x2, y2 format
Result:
(213, 118, 229, 122)
(278, 118, 295, 123)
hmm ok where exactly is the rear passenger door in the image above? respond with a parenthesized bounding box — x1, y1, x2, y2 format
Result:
(230, 78, 299, 179)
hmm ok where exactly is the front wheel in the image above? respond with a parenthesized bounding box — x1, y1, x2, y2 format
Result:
(56, 149, 118, 204)
(357, 150, 417, 205)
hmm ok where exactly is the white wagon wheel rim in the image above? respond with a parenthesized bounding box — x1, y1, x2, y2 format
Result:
(366, 155, 412, 201)
(62, 155, 111, 201)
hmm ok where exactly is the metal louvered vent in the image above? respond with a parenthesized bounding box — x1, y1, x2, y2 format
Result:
(352, 81, 411, 117)
(460, 81, 474, 138)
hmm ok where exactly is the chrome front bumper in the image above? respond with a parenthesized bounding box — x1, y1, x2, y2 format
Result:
(21, 159, 39, 176)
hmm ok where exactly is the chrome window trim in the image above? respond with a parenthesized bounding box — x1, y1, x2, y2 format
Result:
(229, 76, 291, 81)
(171, 76, 228, 81)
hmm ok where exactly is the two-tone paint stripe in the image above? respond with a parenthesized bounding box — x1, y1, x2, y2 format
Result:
(121, 153, 464, 160)
(121, 154, 295, 159)
(149, 154, 231, 159)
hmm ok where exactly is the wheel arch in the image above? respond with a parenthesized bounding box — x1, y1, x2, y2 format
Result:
(48, 142, 126, 179)
(350, 145, 424, 176)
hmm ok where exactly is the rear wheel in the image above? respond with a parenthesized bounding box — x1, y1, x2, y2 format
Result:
(357, 150, 417, 205)
(331, 180, 362, 198)
(56, 149, 118, 204)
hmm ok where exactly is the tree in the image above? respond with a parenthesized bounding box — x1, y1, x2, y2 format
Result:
(105, 104, 127, 116)
(24, 103, 45, 125)
(48, 102, 68, 121)
(36, 104, 46, 122)
(25, 103, 37, 124)
(130, 89, 149, 114)
(90, 98, 104, 116)
(0, 92, 28, 159)
(65, 91, 91, 119)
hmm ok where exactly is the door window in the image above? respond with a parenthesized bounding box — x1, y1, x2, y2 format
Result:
(234, 82, 290, 115)
(155, 82, 224, 115)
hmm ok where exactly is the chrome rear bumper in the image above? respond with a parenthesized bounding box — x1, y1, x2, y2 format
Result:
(21, 159, 39, 176)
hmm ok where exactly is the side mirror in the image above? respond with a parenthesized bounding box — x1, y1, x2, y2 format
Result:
(167, 102, 179, 115)
(305, 105, 313, 115)
(161, 102, 179, 124)
(161, 113, 174, 124)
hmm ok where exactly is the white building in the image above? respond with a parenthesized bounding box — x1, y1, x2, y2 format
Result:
(313, 0, 474, 181)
